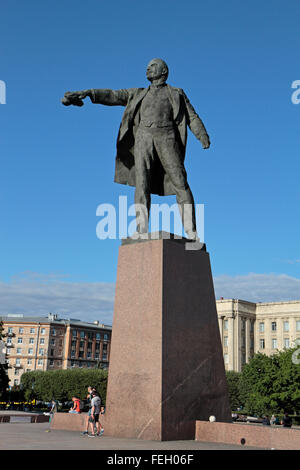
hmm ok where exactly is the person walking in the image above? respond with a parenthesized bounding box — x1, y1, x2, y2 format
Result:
(81, 386, 96, 435)
(88, 391, 103, 437)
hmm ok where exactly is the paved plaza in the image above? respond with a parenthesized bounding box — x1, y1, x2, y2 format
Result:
(0, 420, 263, 451)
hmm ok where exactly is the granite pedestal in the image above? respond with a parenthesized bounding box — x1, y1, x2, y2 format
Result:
(104, 233, 231, 441)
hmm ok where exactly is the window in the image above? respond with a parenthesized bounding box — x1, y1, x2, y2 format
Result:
(241, 352, 246, 364)
(259, 322, 265, 333)
(72, 330, 77, 337)
(51, 328, 56, 336)
(16, 358, 21, 365)
(39, 349, 44, 356)
(29, 338, 34, 344)
(27, 359, 32, 365)
(224, 336, 228, 347)
(17, 337, 23, 344)
(104, 334, 108, 341)
(50, 349, 54, 356)
(6, 337, 12, 345)
(30, 328, 35, 334)
(8, 327, 13, 334)
(283, 321, 289, 332)
(51, 339, 56, 346)
(40, 338, 45, 345)
(271, 322, 277, 332)
(96, 333, 101, 341)
(49, 359, 54, 366)
(19, 328, 24, 334)
(224, 353, 229, 364)
(14, 379, 19, 386)
(80, 331, 85, 339)
(272, 338, 278, 349)
(296, 321, 300, 332)
(260, 339, 265, 349)
(16, 348, 22, 355)
(41, 328, 46, 335)
(28, 348, 33, 355)
(38, 359, 43, 366)
(15, 369, 19, 375)
(284, 338, 290, 348)
(224, 320, 228, 331)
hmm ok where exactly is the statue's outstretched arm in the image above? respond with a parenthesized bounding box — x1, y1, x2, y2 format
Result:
(61, 89, 129, 107)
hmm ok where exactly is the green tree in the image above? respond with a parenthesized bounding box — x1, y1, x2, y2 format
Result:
(239, 348, 300, 416)
(21, 368, 108, 404)
(225, 370, 242, 410)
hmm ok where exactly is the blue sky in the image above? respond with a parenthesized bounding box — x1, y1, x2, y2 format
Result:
(0, 0, 300, 322)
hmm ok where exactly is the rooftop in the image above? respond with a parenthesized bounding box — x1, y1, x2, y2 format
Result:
(0, 313, 112, 330)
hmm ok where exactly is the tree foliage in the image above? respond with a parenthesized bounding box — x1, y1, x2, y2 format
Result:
(238, 348, 300, 415)
(20, 368, 108, 404)
(225, 370, 242, 410)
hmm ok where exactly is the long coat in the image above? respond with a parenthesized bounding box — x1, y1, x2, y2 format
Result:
(90, 85, 209, 196)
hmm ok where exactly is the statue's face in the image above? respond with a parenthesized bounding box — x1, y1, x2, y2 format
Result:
(146, 58, 168, 82)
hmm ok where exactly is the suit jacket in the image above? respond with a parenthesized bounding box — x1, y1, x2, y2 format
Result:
(91, 85, 209, 196)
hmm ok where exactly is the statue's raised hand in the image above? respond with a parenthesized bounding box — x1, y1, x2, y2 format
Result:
(61, 90, 89, 107)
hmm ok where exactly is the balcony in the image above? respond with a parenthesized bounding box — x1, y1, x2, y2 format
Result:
(5, 342, 14, 348)
(14, 363, 23, 369)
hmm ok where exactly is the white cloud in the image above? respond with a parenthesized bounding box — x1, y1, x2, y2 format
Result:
(0, 272, 299, 324)
(0, 272, 115, 324)
(214, 273, 300, 302)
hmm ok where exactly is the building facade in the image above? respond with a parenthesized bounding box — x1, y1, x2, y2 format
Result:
(217, 299, 300, 372)
(0, 314, 112, 387)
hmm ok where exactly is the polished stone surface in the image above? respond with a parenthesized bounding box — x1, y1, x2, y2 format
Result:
(104, 235, 231, 441)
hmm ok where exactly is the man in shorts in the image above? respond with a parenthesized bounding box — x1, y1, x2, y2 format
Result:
(88, 391, 103, 437)
(81, 386, 96, 435)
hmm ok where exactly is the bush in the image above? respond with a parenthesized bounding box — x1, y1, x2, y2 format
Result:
(21, 368, 108, 404)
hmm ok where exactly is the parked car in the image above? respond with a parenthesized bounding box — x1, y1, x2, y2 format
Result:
(246, 416, 263, 423)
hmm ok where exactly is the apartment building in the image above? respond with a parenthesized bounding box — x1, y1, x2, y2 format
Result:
(0, 313, 112, 387)
(217, 299, 300, 372)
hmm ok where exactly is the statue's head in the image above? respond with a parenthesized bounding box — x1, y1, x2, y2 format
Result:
(146, 58, 169, 83)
